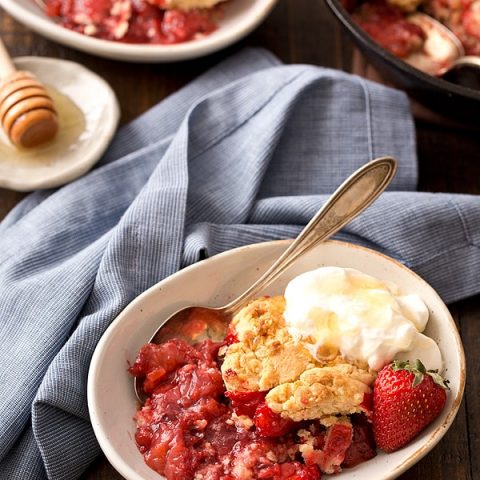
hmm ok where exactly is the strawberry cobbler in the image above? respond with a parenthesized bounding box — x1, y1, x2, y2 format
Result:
(43, 0, 226, 44)
(129, 267, 448, 480)
(346, 0, 480, 71)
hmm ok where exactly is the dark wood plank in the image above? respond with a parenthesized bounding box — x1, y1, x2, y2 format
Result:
(0, 188, 25, 220)
(457, 296, 480, 479)
(82, 457, 124, 480)
(417, 123, 480, 194)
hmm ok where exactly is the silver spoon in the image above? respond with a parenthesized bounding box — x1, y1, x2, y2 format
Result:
(405, 13, 480, 88)
(134, 156, 397, 402)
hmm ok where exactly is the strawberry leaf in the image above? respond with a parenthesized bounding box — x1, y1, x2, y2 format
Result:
(412, 370, 425, 387)
(413, 359, 427, 374)
(390, 359, 448, 389)
(391, 360, 408, 371)
(426, 370, 450, 390)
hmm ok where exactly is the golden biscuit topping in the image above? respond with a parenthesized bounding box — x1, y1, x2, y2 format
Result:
(221, 296, 376, 422)
(266, 365, 375, 422)
(221, 297, 316, 392)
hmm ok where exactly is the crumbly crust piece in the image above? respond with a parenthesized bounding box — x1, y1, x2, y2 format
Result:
(221, 296, 316, 391)
(266, 364, 375, 422)
(221, 296, 376, 422)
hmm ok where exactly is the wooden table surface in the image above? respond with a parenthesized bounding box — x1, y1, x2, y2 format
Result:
(0, 1, 478, 479)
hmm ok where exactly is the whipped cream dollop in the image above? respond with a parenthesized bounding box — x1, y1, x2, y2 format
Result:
(284, 267, 442, 372)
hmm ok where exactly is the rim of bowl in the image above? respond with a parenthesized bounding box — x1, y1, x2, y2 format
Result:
(0, 0, 278, 62)
(325, 0, 480, 102)
(88, 238, 466, 480)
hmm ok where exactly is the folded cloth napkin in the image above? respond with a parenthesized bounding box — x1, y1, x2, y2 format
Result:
(0, 47, 479, 480)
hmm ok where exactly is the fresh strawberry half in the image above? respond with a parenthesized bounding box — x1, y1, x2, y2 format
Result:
(373, 359, 449, 453)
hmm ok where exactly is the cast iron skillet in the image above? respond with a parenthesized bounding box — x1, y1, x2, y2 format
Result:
(326, 0, 480, 122)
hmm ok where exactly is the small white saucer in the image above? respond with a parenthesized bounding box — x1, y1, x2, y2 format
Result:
(0, 57, 119, 191)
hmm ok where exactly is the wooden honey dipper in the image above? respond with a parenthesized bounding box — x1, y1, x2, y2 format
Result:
(0, 39, 58, 148)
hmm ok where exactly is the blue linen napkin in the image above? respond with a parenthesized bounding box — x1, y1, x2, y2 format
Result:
(0, 47, 478, 480)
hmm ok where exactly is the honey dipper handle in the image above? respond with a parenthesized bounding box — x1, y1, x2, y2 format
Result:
(0, 38, 16, 79)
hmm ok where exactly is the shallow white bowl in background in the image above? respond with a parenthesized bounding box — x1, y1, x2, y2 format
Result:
(0, 0, 278, 62)
(88, 239, 465, 480)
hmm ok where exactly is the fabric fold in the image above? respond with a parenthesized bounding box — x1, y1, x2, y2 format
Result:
(0, 47, 476, 480)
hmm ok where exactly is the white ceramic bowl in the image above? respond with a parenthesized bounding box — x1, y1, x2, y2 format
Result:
(0, 0, 278, 62)
(88, 239, 465, 480)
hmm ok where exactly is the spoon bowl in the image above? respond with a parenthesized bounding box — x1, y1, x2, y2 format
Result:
(134, 156, 397, 402)
(404, 13, 465, 77)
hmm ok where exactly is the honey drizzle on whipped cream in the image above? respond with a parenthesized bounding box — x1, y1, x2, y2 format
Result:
(284, 266, 442, 373)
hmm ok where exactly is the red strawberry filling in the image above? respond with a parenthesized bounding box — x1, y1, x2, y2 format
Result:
(43, 0, 221, 44)
(258, 462, 321, 479)
(343, 415, 377, 468)
(224, 327, 239, 346)
(352, 0, 427, 58)
(225, 390, 266, 417)
(302, 423, 353, 474)
(253, 402, 296, 437)
(130, 338, 378, 480)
